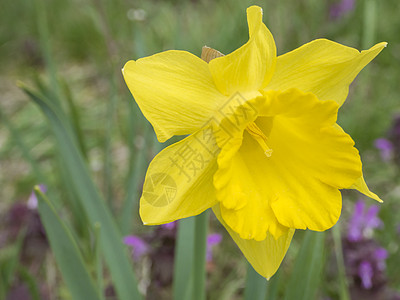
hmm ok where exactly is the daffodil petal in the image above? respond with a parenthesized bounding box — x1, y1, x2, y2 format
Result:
(264, 89, 362, 230)
(213, 204, 294, 279)
(209, 6, 276, 95)
(350, 175, 383, 202)
(123, 51, 225, 142)
(267, 40, 387, 106)
(140, 129, 219, 225)
(215, 134, 289, 240)
(215, 89, 363, 238)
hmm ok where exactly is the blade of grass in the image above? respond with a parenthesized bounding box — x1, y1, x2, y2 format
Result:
(58, 163, 90, 239)
(34, 0, 61, 106)
(332, 223, 350, 300)
(119, 123, 151, 235)
(35, 187, 101, 300)
(0, 109, 46, 182)
(283, 231, 325, 300)
(173, 217, 195, 300)
(363, 0, 377, 49)
(21, 84, 142, 300)
(243, 263, 267, 300)
(61, 80, 88, 160)
(103, 79, 117, 212)
(192, 211, 209, 300)
(265, 268, 281, 300)
(94, 222, 105, 300)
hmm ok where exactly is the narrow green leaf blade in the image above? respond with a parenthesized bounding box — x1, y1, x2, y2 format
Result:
(284, 231, 325, 300)
(332, 223, 350, 300)
(35, 187, 101, 300)
(192, 211, 209, 300)
(21, 85, 142, 300)
(173, 217, 195, 300)
(265, 268, 281, 300)
(243, 263, 267, 300)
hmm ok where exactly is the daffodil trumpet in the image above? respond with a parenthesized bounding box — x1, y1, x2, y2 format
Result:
(122, 5, 386, 279)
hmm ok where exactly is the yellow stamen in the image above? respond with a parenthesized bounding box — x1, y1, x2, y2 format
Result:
(245, 122, 273, 157)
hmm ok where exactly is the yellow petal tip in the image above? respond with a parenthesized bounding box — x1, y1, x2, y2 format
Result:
(368, 42, 388, 52)
(350, 176, 383, 203)
(247, 5, 263, 14)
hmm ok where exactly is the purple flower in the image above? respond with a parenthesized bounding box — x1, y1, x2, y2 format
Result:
(356, 248, 388, 290)
(27, 184, 47, 210)
(330, 0, 355, 19)
(358, 260, 373, 289)
(344, 200, 389, 292)
(347, 200, 382, 242)
(374, 138, 393, 161)
(123, 235, 150, 261)
(343, 239, 389, 291)
(206, 233, 222, 262)
(374, 247, 388, 271)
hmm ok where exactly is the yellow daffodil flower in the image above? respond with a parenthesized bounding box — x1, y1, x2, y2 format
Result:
(122, 5, 386, 279)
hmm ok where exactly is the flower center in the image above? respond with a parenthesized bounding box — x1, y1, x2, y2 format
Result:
(245, 122, 273, 157)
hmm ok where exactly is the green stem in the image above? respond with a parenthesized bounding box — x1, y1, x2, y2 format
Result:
(243, 263, 267, 300)
(0, 109, 46, 182)
(332, 224, 350, 300)
(192, 211, 209, 300)
(34, 0, 61, 106)
(120, 123, 151, 234)
(94, 222, 105, 300)
(103, 82, 117, 211)
(173, 217, 195, 300)
(362, 0, 377, 49)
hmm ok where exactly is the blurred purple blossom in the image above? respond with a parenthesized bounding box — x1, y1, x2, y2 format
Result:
(206, 233, 222, 262)
(374, 138, 393, 161)
(123, 235, 150, 261)
(374, 247, 388, 270)
(343, 200, 390, 295)
(27, 184, 47, 210)
(358, 260, 373, 289)
(347, 200, 382, 242)
(330, 0, 355, 19)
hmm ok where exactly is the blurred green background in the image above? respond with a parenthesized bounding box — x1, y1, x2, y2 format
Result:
(1, 0, 399, 299)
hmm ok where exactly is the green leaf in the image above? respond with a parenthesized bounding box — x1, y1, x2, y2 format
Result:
(265, 268, 281, 300)
(21, 84, 142, 300)
(0, 109, 46, 182)
(332, 223, 350, 300)
(284, 231, 325, 300)
(173, 217, 195, 300)
(35, 187, 101, 300)
(93, 222, 105, 300)
(243, 263, 267, 300)
(192, 211, 209, 300)
(119, 122, 151, 235)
